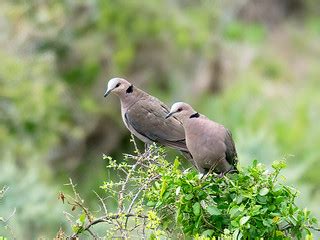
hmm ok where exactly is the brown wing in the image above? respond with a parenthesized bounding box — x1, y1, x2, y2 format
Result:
(125, 97, 189, 152)
(224, 128, 238, 167)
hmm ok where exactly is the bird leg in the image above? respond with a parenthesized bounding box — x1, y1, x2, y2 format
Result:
(144, 143, 151, 152)
(227, 168, 239, 174)
(198, 173, 206, 180)
(217, 172, 225, 178)
(139, 143, 151, 158)
(216, 168, 238, 179)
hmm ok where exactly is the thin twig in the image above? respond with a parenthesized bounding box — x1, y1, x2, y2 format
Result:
(93, 191, 108, 216)
(66, 178, 93, 223)
(0, 186, 9, 198)
(130, 134, 140, 155)
(118, 148, 151, 213)
(71, 213, 148, 237)
(0, 208, 16, 223)
(87, 228, 99, 239)
(307, 225, 320, 232)
(125, 174, 160, 228)
(142, 217, 146, 240)
(63, 211, 74, 226)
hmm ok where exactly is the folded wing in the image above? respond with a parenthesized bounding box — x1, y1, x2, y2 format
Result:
(125, 97, 189, 152)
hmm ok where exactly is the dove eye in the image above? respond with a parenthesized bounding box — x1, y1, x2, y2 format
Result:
(115, 83, 121, 88)
(177, 108, 182, 112)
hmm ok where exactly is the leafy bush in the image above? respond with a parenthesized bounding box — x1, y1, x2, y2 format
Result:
(62, 143, 319, 239)
(147, 158, 318, 239)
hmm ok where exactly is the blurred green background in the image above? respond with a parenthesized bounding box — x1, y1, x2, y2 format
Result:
(0, 0, 320, 238)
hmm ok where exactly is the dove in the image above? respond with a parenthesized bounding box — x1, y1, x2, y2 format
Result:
(104, 78, 193, 161)
(166, 102, 238, 175)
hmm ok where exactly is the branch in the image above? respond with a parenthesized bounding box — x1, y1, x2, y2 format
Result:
(65, 178, 93, 222)
(130, 134, 141, 155)
(0, 208, 16, 223)
(71, 213, 148, 238)
(93, 191, 108, 216)
(307, 225, 320, 232)
(125, 174, 160, 228)
(118, 157, 142, 213)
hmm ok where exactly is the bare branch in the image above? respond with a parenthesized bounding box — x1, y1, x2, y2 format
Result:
(307, 225, 320, 232)
(125, 174, 160, 228)
(65, 178, 93, 223)
(71, 213, 148, 238)
(63, 211, 74, 226)
(118, 151, 147, 213)
(130, 134, 140, 155)
(0, 208, 16, 223)
(93, 191, 108, 216)
(0, 186, 9, 198)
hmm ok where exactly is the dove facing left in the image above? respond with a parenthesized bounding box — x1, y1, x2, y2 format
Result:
(104, 78, 193, 161)
(166, 102, 238, 176)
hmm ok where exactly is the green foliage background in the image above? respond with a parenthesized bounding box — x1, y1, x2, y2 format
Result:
(0, 0, 320, 238)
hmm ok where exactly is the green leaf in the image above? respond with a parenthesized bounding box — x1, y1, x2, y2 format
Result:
(79, 212, 86, 224)
(272, 160, 286, 170)
(185, 193, 194, 200)
(160, 180, 167, 198)
(259, 187, 269, 196)
(195, 213, 202, 228)
(149, 233, 156, 240)
(173, 158, 180, 169)
(193, 202, 201, 216)
(202, 229, 214, 237)
(288, 216, 298, 226)
(231, 220, 240, 227)
(236, 195, 243, 204)
(253, 159, 258, 167)
(233, 229, 242, 239)
(311, 217, 318, 224)
(229, 206, 240, 218)
(207, 206, 221, 216)
(305, 233, 313, 240)
(72, 225, 83, 233)
(257, 195, 267, 204)
(147, 201, 156, 207)
(240, 216, 250, 226)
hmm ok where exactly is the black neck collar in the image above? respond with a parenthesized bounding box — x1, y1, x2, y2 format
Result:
(126, 84, 133, 93)
(189, 112, 200, 118)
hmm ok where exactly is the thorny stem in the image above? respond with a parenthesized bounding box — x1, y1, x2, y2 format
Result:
(125, 174, 160, 228)
(71, 213, 148, 238)
(307, 225, 320, 232)
(142, 217, 147, 240)
(66, 146, 164, 238)
(130, 134, 140, 155)
(93, 190, 108, 215)
(66, 178, 92, 222)
(117, 145, 156, 236)
(0, 186, 16, 239)
(118, 156, 142, 213)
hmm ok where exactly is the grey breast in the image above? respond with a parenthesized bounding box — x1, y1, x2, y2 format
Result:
(186, 117, 238, 173)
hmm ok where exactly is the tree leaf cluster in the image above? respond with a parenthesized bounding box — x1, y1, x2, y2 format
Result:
(146, 157, 318, 239)
(65, 144, 319, 239)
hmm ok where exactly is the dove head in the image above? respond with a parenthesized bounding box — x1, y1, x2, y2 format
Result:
(166, 102, 197, 122)
(104, 78, 133, 97)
